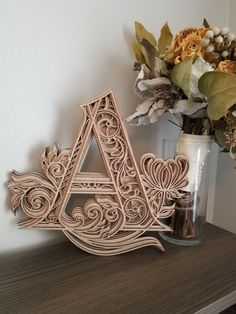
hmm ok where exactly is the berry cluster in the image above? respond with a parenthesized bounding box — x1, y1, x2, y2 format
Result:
(202, 27, 236, 63)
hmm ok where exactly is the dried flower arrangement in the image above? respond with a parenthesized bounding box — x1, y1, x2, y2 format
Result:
(127, 19, 236, 159)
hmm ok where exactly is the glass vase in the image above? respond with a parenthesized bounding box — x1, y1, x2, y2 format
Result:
(159, 133, 213, 246)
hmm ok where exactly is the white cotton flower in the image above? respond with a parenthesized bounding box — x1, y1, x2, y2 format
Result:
(202, 38, 210, 48)
(206, 44, 215, 52)
(213, 27, 220, 36)
(214, 36, 223, 44)
(205, 30, 214, 39)
(221, 51, 229, 57)
(227, 33, 235, 42)
(221, 27, 230, 35)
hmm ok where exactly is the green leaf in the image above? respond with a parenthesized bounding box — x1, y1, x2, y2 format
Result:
(140, 38, 158, 69)
(132, 41, 145, 64)
(203, 18, 210, 28)
(140, 45, 150, 68)
(215, 129, 227, 148)
(135, 21, 157, 47)
(170, 58, 193, 98)
(198, 71, 236, 120)
(158, 22, 173, 54)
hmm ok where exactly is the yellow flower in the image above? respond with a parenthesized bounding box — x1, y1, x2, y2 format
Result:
(218, 60, 235, 74)
(174, 27, 198, 46)
(180, 33, 203, 60)
(165, 27, 208, 64)
(196, 27, 209, 38)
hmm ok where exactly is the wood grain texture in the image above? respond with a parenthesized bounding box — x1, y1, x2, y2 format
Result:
(0, 224, 235, 314)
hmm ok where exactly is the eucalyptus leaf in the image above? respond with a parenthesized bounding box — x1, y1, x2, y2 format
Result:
(132, 41, 145, 64)
(154, 57, 163, 76)
(198, 71, 236, 120)
(171, 58, 193, 98)
(135, 21, 157, 47)
(133, 64, 151, 98)
(137, 77, 170, 91)
(126, 99, 154, 126)
(158, 22, 173, 54)
(169, 99, 207, 116)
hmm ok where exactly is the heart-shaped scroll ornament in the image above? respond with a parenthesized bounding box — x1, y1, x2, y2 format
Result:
(7, 90, 189, 256)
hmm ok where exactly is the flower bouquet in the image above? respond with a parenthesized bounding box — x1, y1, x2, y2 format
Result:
(127, 19, 236, 244)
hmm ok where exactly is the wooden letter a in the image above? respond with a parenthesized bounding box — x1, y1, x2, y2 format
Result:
(7, 90, 189, 256)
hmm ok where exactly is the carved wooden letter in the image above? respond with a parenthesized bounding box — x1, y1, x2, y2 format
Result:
(7, 90, 189, 256)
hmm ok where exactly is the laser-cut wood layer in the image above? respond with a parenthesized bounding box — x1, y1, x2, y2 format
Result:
(7, 90, 189, 256)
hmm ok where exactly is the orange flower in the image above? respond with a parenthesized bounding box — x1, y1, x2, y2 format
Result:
(165, 27, 208, 64)
(218, 60, 235, 74)
(196, 27, 209, 38)
(174, 27, 198, 46)
(181, 33, 203, 60)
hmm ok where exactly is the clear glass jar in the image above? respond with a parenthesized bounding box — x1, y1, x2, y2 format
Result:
(159, 134, 213, 246)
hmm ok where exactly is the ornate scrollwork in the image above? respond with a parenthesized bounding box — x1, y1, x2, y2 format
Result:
(123, 197, 149, 225)
(96, 111, 120, 138)
(7, 90, 189, 256)
(41, 143, 71, 187)
(61, 195, 125, 239)
(45, 210, 58, 224)
(140, 153, 189, 220)
(7, 171, 56, 218)
(71, 182, 114, 193)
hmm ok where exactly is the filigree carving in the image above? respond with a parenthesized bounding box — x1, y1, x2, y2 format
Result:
(140, 154, 189, 221)
(41, 143, 71, 187)
(7, 171, 56, 219)
(124, 197, 149, 225)
(7, 90, 189, 256)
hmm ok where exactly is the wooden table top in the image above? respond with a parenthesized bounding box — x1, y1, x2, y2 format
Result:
(0, 224, 235, 314)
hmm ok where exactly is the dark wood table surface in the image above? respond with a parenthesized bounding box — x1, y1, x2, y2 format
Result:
(0, 224, 236, 314)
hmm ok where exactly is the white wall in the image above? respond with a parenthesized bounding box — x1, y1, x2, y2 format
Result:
(213, 0, 236, 234)
(0, 0, 230, 253)
(214, 154, 236, 233)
